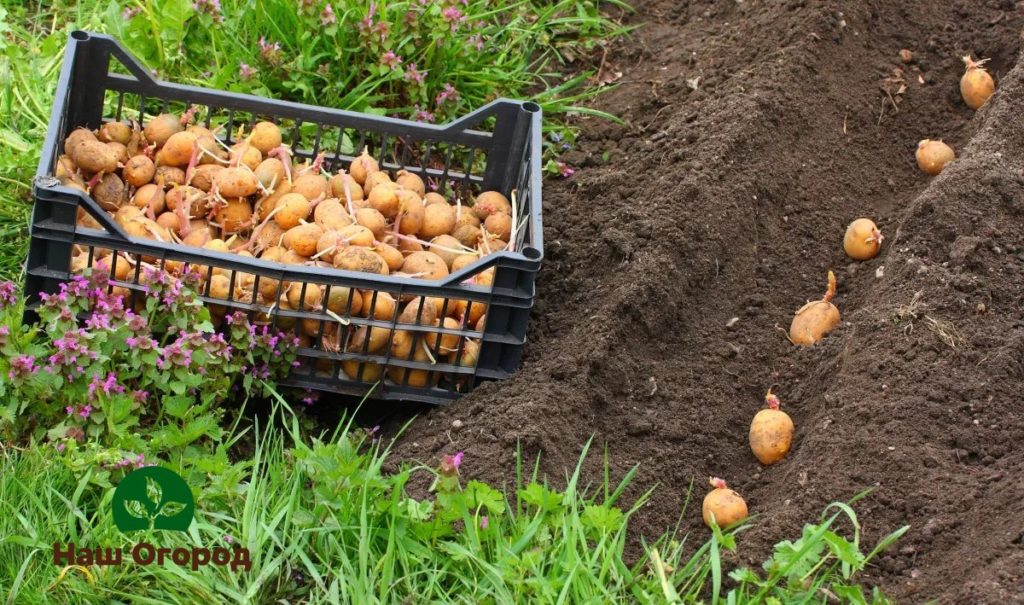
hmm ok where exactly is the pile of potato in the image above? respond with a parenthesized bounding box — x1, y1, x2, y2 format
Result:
(55, 112, 518, 386)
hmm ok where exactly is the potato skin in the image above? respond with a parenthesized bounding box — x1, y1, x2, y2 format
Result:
(749, 409, 794, 465)
(702, 488, 748, 528)
(789, 301, 840, 346)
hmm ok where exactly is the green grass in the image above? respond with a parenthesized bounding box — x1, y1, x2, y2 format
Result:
(0, 395, 904, 604)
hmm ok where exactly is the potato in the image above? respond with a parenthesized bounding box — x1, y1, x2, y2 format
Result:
(401, 251, 449, 280)
(123, 155, 156, 187)
(156, 212, 181, 232)
(366, 183, 399, 219)
(256, 180, 292, 222)
(390, 330, 416, 359)
(165, 186, 207, 217)
(347, 325, 390, 354)
(207, 274, 232, 300)
(132, 183, 166, 215)
(448, 338, 480, 368)
(396, 189, 424, 235)
(472, 191, 511, 220)
(334, 246, 387, 275)
(220, 198, 253, 235)
(453, 298, 486, 326)
(72, 139, 119, 174)
(154, 166, 186, 189)
(315, 230, 348, 263)
(156, 131, 197, 167)
(65, 127, 97, 152)
(287, 282, 322, 310)
(451, 224, 481, 248)
(283, 223, 324, 257)
(702, 478, 748, 528)
(330, 172, 364, 202)
(450, 253, 478, 273)
(387, 347, 438, 388)
(360, 291, 397, 320)
(429, 235, 464, 269)
(106, 141, 129, 164)
(396, 236, 423, 256)
(426, 317, 462, 353)
(374, 241, 404, 271)
(251, 221, 286, 253)
(182, 226, 212, 249)
(254, 158, 286, 190)
(355, 207, 388, 239)
(248, 121, 282, 154)
(272, 193, 311, 229)
(342, 359, 383, 382)
(338, 224, 375, 248)
(292, 174, 330, 201)
(363, 171, 393, 197)
(474, 313, 487, 332)
(484, 212, 512, 241)
(395, 170, 426, 197)
(749, 391, 794, 465)
(349, 148, 379, 185)
(314, 199, 354, 232)
(281, 249, 310, 265)
(92, 173, 127, 212)
(424, 192, 447, 206)
(190, 164, 223, 192)
(399, 296, 438, 326)
(55, 155, 77, 181)
(230, 142, 262, 171)
(145, 114, 184, 147)
(196, 134, 227, 166)
(419, 202, 456, 239)
(789, 272, 840, 346)
(213, 167, 259, 198)
(326, 286, 362, 315)
(480, 233, 508, 254)
(98, 121, 132, 145)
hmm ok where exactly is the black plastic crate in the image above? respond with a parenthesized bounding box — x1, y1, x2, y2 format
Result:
(26, 31, 543, 405)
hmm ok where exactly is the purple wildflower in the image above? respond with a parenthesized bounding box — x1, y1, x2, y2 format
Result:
(302, 388, 318, 406)
(440, 451, 464, 475)
(480, 515, 489, 529)
(358, 2, 377, 34)
(0, 281, 16, 308)
(468, 34, 484, 52)
(442, 5, 465, 31)
(380, 50, 402, 69)
(121, 6, 141, 19)
(259, 36, 282, 62)
(239, 63, 256, 80)
(193, 0, 224, 22)
(55, 442, 66, 453)
(8, 355, 37, 381)
(412, 107, 435, 123)
(435, 83, 460, 106)
(79, 405, 93, 419)
(0, 325, 8, 347)
(556, 161, 575, 178)
(403, 63, 425, 84)
(321, 3, 336, 25)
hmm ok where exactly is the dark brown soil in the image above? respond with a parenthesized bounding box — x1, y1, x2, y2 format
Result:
(390, 1, 1024, 602)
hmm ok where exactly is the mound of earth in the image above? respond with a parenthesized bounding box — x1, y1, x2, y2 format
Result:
(389, 1, 1024, 601)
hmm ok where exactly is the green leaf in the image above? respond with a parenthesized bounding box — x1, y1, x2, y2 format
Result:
(581, 504, 624, 533)
(158, 500, 187, 518)
(464, 481, 505, 515)
(832, 584, 868, 605)
(823, 530, 864, 576)
(125, 498, 150, 520)
(146, 476, 162, 508)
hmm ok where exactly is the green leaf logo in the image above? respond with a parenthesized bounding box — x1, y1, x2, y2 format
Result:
(112, 467, 194, 533)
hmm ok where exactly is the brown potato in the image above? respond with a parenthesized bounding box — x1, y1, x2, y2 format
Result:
(325, 286, 362, 316)
(314, 199, 354, 232)
(248, 121, 282, 154)
(789, 272, 840, 346)
(374, 241, 404, 271)
(106, 141, 129, 164)
(156, 211, 181, 232)
(55, 155, 77, 181)
(315, 229, 348, 264)
(363, 171, 393, 197)
(401, 251, 449, 280)
(702, 478, 748, 528)
(424, 192, 447, 206)
(341, 359, 383, 382)
(355, 207, 388, 239)
(72, 139, 119, 174)
(256, 180, 292, 222)
(220, 198, 254, 235)
(144, 113, 184, 147)
(251, 221, 286, 253)
(396, 188, 424, 235)
(65, 127, 97, 152)
(154, 165, 186, 189)
(334, 246, 387, 274)
(429, 235, 464, 269)
(272, 193, 311, 229)
(395, 170, 425, 196)
(190, 164, 224, 192)
(287, 282, 322, 310)
(484, 212, 512, 241)
(156, 131, 197, 167)
(165, 186, 208, 216)
(347, 325, 390, 354)
(419, 202, 456, 239)
(425, 317, 461, 353)
(386, 345, 438, 387)
(92, 173, 127, 211)
(182, 226, 212, 249)
(450, 253, 478, 273)
(254, 158, 286, 190)
(472, 191, 511, 220)
(330, 172, 364, 202)
(337, 224, 375, 248)
(132, 183, 166, 215)
(399, 296, 438, 326)
(292, 174, 330, 201)
(749, 391, 794, 465)
(451, 224, 480, 248)
(214, 167, 259, 198)
(196, 134, 227, 166)
(360, 291, 397, 320)
(349, 148, 379, 185)
(123, 155, 156, 187)
(230, 142, 262, 171)
(283, 223, 324, 257)
(98, 121, 132, 145)
(366, 182, 399, 219)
